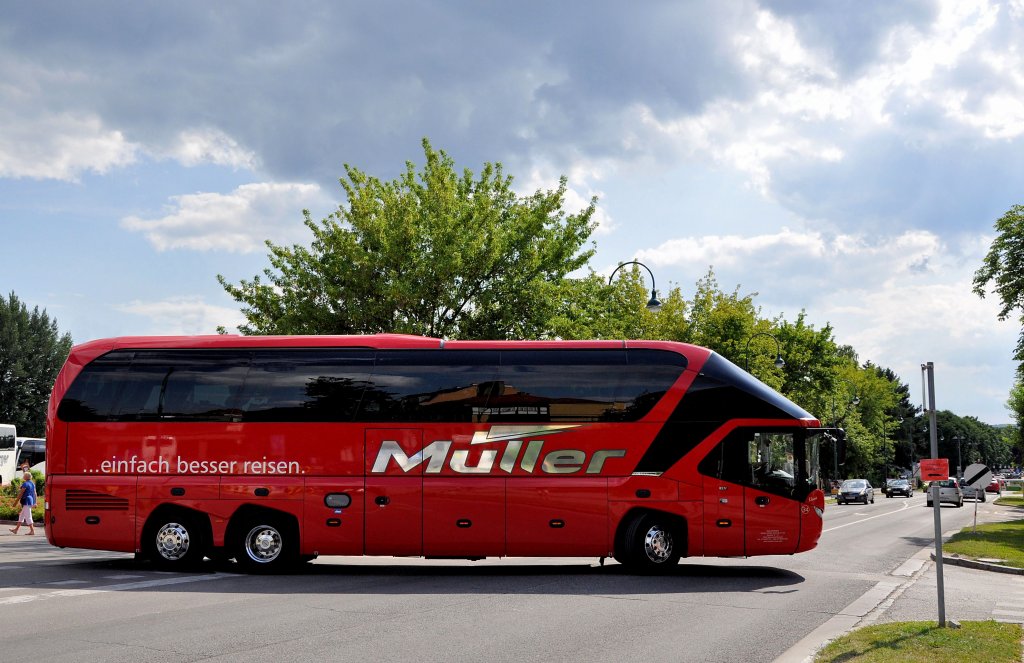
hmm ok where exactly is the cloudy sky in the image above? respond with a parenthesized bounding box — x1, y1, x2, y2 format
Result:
(2, 1, 1023, 424)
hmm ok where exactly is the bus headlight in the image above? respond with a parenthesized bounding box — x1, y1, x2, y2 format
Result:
(813, 506, 823, 518)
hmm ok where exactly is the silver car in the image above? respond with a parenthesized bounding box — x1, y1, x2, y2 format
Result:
(959, 479, 986, 502)
(837, 479, 874, 505)
(926, 478, 964, 507)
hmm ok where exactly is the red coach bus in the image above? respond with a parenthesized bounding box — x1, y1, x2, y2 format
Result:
(45, 334, 837, 573)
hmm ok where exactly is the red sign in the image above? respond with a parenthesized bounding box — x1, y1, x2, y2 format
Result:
(920, 458, 949, 481)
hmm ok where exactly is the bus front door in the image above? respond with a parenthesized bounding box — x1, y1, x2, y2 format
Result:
(364, 429, 423, 556)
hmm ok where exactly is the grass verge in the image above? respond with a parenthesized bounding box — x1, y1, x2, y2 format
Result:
(815, 620, 1021, 662)
(942, 518, 1024, 568)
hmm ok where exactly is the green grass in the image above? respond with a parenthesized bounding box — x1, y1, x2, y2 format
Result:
(815, 620, 1021, 662)
(995, 495, 1024, 507)
(943, 518, 1024, 568)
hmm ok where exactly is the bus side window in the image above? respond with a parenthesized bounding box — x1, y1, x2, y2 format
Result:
(697, 433, 751, 485)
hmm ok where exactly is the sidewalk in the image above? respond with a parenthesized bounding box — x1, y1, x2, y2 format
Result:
(777, 504, 1024, 662)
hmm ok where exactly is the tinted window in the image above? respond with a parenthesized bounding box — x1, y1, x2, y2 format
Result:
(157, 351, 252, 420)
(60, 347, 686, 424)
(241, 350, 374, 422)
(58, 351, 141, 421)
(59, 350, 250, 422)
(483, 350, 683, 423)
(358, 350, 500, 422)
(669, 353, 812, 424)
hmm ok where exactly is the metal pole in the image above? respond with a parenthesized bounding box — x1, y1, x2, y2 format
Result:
(924, 362, 946, 626)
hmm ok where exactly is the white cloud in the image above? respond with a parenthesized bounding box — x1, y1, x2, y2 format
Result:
(121, 182, 332, 252)
(0, 110, 139, 181)
(161, 128, 259, 169)
(116, 296, 245, 335)
(519, 162, 617, 236)
(634, 0, 1022, 200)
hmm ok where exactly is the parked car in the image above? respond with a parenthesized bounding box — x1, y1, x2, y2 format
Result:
(986, 478, 1004, 495)
(885, 479, 913, 498)
(959, 479, 986, 502)
(926, 478, 963, 507)
(837, 479, 874, 505)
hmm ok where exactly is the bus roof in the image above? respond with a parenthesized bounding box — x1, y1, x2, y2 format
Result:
(66, 334, 712, 357)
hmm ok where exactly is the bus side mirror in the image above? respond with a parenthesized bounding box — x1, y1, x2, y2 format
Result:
(835, 430, 847, 465)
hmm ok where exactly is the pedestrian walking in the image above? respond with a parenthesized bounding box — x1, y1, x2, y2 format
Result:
(9, 471, 36, 535)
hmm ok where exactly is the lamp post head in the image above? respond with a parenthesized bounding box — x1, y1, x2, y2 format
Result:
(773, 354, 785, 369)
(646, 289, 663, 312)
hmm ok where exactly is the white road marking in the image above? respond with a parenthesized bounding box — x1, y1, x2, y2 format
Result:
(0, 573, 228, 606)
(824, 499, 916, 533)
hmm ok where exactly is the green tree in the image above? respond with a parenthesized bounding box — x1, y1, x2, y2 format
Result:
(219, 138, 597, 339)
(973, 204, 1024, 362)
(0, 292, 73, 437)
(1006, 378, 1024, 462)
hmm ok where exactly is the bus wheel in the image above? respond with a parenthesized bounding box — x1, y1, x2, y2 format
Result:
(235, 516, 295, 573)
(623, 514, 682, 573)
(146, 515, 205, 570)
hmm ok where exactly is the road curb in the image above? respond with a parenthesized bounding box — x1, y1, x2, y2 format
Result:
(931, 552, 1024, 575)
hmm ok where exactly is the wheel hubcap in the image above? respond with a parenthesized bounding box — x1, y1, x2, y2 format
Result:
(155, 522, 190, 561)
(244, 525, 283, 563)
(643, 524, 673, 563)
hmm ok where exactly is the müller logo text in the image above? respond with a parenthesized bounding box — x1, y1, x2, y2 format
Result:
(371, 425, 626, 475)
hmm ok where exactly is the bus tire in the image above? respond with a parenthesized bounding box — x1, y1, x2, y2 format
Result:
(622, 513, 682, 573)
(144, 513, 206, 570)
(234, 514, 296, 573)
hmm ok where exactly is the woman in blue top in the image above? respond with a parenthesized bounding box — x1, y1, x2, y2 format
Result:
(9, 471, 36, 535)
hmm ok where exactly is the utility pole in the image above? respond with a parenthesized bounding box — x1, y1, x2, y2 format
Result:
(923, 362, 946, 627)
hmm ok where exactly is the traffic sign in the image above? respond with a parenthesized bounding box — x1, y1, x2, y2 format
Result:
(920, 458, 949, 481)
(963, 463, 993, 490)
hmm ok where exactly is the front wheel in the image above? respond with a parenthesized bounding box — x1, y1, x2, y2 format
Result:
(234, 516, 296, 573)
(621, 514, 682, 573)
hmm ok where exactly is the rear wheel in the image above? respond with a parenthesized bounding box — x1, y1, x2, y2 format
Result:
(234, 515, 296, 573)
(145, 514, 205, 570)
(621, 513, 682, 573)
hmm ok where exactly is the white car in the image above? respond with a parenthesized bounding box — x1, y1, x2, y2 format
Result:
(926, 478, 964, 507)
(959, 479, 986, 502)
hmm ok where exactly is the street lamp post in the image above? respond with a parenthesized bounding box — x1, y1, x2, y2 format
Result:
(828, 381, 859, 484)
(952, 435, 961, 478)
(744, 332, 785, 372)
(608, 260, 662, 312)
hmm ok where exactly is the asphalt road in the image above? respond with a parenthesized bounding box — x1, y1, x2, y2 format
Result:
(0, 492, 1006, 663)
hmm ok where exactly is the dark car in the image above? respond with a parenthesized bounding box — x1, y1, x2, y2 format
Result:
(837, 479, 874, 505)
(885, 479, 913, 498)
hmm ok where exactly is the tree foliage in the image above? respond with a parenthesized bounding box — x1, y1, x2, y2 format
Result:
(217, 142, 1019, 475)
(219, 138, 596, 339)
(974, 203, 1024, 362)
(0, 292, 73, 437)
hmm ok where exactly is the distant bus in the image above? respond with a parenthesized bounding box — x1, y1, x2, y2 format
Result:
(0, 423, 16, 484)
(45, 334, 837, 572)
(16, 437, 46, 475)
